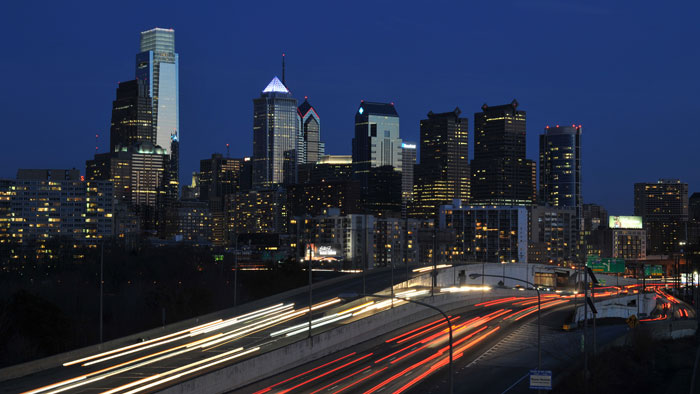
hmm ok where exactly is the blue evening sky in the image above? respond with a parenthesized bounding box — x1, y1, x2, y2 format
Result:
(1, 1, 698, 214)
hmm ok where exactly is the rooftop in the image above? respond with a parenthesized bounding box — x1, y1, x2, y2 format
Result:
(357, 101, 398, 117)
(262, 76, 290, 95)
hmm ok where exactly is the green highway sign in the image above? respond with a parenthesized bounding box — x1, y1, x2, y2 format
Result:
(644, 265, 663, 277)
(586, 256, 625, 273)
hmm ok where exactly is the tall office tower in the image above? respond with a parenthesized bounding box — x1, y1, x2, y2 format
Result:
(401, 142, 416, 217)
(252, 77, 299, 188)
(109, 79, 154, 152)
(135, 28, 179, 153)
(634, 179, 688, 255)
(297, 98, 322, 164)
(539, 125, 582, 207)
(412, 109, 469, 219)
(470, 100, 536, 206)
(352, 101, 402, 193)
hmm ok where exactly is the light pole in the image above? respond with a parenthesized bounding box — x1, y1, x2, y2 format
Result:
(99, 242, 104, 343)
(339, 292, 454, 394)
(470, 273, 542, 371)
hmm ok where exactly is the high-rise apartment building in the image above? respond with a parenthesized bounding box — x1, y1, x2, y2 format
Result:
(470, 100, 536, 206)
(634, 179, 688, 255)
(352, 101, 402, 192)
(412, 109, 469, 219)
(252, 77, 299, 188)
(109, 79, 154, 152)
(439, 199, 528, 263)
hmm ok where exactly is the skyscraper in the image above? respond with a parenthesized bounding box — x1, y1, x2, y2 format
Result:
(411, 108, 469, 219)
(109, 79, 154, 152)
(539, 124, 583, 258)
(352, 101, 402, 192)
(470, 100, 536, 206)
(135, 28, 179, 153)
(634, 179, 688, 255)
(252, 77, 299, 188)
(135, 27, 179, 204)
(297, 98, 322, 164)
(539, 125, 582, 208)
(401, 142, 416, 217)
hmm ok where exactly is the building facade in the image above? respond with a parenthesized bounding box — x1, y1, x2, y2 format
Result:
(634, 179, 688, 255)
(439, 200, 528, 263)
(470, 100, 536, 206)
(528, 205, 577, 264)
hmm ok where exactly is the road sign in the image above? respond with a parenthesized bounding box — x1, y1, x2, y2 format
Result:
(626, 314, 639, 329)
(529, 370, 552, 390)
(586, 256, 625, 273)
(644, 265, 663, 277)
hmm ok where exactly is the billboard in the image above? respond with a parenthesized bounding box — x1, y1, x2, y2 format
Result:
(609, 215, 643, 229)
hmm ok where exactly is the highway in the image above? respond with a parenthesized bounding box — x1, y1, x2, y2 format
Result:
(0, 268, 416, 394)
(239, 292, 576, 394)
(238, 284, 690, 394)
(3, 266, 690, 394)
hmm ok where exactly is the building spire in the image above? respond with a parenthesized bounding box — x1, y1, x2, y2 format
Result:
(282, 53, 286, 86)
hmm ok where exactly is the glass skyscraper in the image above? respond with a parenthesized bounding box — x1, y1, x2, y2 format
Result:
(252, 77, 299, 188)
(135, 28, 179, 154)
(539, 125, 582, 208)
(135, 27, 179, 202)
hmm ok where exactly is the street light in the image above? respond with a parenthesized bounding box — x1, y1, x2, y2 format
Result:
(469, 273, 542, 371)
(339, 292, 454, 394)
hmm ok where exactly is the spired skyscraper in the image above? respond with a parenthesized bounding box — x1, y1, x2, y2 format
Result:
(470, 100, 536, 206)
(252, 77, 299, 188)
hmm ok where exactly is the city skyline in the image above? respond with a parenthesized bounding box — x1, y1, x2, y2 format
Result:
(1, 1, 699, 215)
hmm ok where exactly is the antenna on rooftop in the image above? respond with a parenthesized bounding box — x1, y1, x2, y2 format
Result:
(226, 143, 230, 158)
(282, 53, 286, 86)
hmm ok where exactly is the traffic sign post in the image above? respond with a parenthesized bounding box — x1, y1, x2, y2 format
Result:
(529, 370, 552, 390)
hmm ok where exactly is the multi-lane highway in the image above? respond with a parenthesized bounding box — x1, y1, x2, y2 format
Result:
(0, 268, 416, 394)
(2, 267, 691, 394)
(239, 284, 692, 394)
